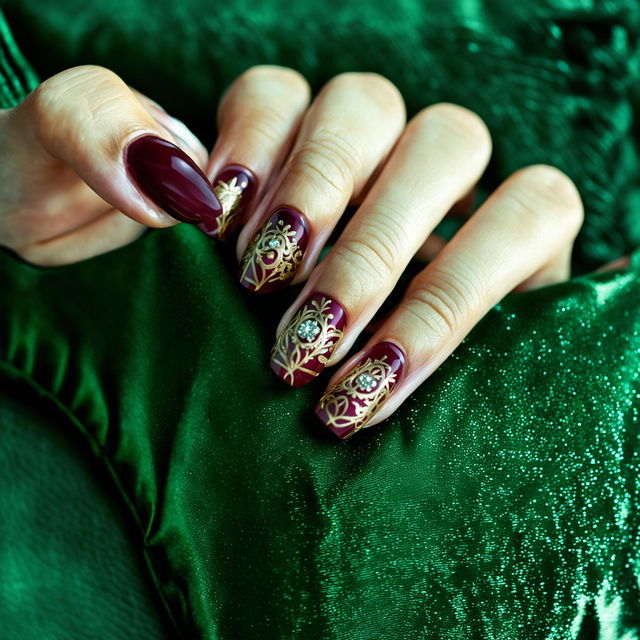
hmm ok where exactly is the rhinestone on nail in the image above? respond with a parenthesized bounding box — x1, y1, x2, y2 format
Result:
(297, 319, 321, 342)
(355, 372, 378, 392)
(267, 237, 281, 249)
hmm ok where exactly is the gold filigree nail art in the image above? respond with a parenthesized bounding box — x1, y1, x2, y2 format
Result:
(270, 294, 346, 387)
(239, 208, 309, 293)
(315, 341, 406, 439)
(213, 176, 244, 240)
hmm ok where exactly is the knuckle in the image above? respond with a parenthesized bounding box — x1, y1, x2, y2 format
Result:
(332, 234, 397, 286)
(286, 128, 362, 194)
(506, 164, 584, 235)
(405, 266, 481, 339)
(30, 65, 125, 142)
(411, 102, 492, 150)
(243, 104, 294, 146)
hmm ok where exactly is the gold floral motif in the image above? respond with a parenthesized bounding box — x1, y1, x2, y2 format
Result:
(270, 297, 344, 385)
(318, 355, 398, 435)
(240, 217, 303, 291)
(213, 176, 244, 239)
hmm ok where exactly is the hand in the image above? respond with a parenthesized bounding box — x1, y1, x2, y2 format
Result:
(0, 65, 593, 441)
(0, 65, 213, 264)
(207, 67, 587, 439)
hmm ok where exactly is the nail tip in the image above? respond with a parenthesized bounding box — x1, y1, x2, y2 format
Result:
(270, 359, 314, 388)
(314, 406, 352, 440)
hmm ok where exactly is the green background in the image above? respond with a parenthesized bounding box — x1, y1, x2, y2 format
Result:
(1, 1, 640, 638)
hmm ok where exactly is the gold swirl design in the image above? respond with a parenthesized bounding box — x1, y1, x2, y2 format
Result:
(213, 176, 244, 239)
(240, 217, 303, 291)
(270, 296, 344, 385)
(318, 355, 397, 434)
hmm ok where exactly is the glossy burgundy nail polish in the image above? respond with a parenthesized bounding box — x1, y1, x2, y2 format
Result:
(270, 292, 347, 388)
(315, 341, 406, 440)
(239, 207, 309, 293)
(197, 164, 257, 240)
(125, 134, 222, 225)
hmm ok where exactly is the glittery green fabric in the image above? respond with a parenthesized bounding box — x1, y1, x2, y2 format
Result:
(1, 2, 640, 639)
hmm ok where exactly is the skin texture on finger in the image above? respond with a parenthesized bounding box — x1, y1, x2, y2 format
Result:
(316, 165, 583, 439)
(237, 72, 406, 292)
(202, 66, 311, 240)
(270, 103, 492, 388)
(7, 65, 217, 229)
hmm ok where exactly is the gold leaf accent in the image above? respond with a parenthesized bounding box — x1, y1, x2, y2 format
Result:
(270, 296, 344, 385)
(318, 355, 397, 434)
(213, 176, 244, 239)
(240, 217, 303, 291)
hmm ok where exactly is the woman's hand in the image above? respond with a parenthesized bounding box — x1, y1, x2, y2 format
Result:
(1, 64, 588, 440)
(0, 65, 213, 264)
(207, 67, 584, 438)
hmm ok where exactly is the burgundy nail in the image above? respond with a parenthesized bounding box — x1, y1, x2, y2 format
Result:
(239, 207, 309, 293)
(315, 341, 406, 440)
(270, 292, 347, 388)
(125, 134, 222, 225)
(197, 164, 257, 240)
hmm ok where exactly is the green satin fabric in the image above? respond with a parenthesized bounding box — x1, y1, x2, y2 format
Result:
(1, 1, 640, 638)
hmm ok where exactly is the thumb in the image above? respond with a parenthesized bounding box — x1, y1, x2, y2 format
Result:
(10, 65, 221, 228)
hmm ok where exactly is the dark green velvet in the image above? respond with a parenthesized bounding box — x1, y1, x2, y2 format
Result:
(0, 379, 174, 640)
(1, 2, 640, 639)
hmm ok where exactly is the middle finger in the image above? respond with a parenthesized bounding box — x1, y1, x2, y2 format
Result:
(270, 103, 492, 387)
(237, 72, 406, 293)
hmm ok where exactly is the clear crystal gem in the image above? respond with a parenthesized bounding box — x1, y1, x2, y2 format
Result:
(355, 372, 377, 392)
(267, 237, 281, 249)
(297, 319, 321, 342)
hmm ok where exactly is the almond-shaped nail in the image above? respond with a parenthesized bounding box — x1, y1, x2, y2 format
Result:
(270, 293, 347, 388)
(198, 165, 257, 240)
(315, 341, 406, 440)
(125, 134, 222, 225)
(239, 206, 309, 293)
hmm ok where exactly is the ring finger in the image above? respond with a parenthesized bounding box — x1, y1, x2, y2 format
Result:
(316, 164, 583, 438)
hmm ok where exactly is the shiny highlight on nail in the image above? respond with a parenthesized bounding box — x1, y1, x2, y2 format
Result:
(315, 341, 406, 440)
(270, 293, 347, 388)
(239, 207, 309, 293)
(124, 134, 222, 225)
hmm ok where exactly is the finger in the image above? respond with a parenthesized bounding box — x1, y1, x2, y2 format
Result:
(8, 65, 221, 228)
(15, 209, 144, 266)
(513, 244, 572, 291)
(596, 255, 631, 272)
(129, 87, 209, 168)
(269, 104, 491, 388)
(201, 65, 311, 240)
(237, 72, 406, 293)
(314, 165, 583, 439)
(415, 234, 447, 262)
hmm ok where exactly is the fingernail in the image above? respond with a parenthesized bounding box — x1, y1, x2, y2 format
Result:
(198, 165, 257, 240)
(315, 341, 406, 440)
(125, 134, 222, 225)
(239, 206, 309, 293)
(270, 292, 347, 388)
